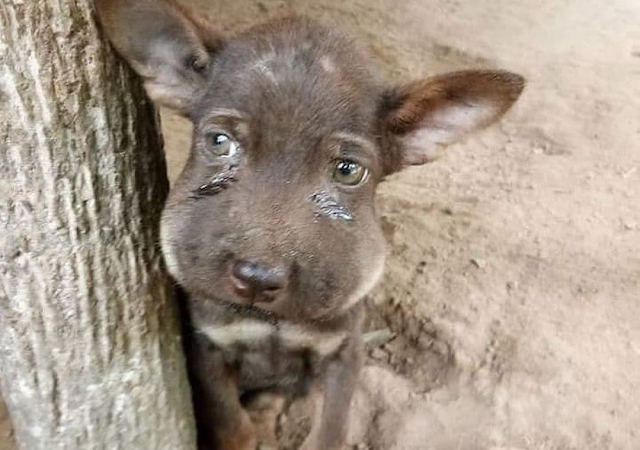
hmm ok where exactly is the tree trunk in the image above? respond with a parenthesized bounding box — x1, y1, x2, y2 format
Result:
(0, 1, 196, 449)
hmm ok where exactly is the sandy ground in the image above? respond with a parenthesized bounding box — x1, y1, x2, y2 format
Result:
(2, 0, 639, 449)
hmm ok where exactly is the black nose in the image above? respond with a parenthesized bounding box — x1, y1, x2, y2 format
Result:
(230, 260, 288, 302)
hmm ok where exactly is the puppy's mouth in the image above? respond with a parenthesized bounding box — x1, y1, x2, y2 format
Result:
(220, 299, 281, 325)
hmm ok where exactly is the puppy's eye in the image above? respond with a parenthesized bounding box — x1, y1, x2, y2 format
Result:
(332, 159, 368, 186)
(208, 133, 238, 157)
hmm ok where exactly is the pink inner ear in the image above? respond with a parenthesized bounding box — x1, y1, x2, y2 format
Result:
(398, 99, 501, 165)
(387, 71, 525, 167)
(400, 130, 446, 165)
(421, 99, 502, 144)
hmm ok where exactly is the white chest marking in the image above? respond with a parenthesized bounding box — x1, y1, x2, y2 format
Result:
(198, 320, 347, 357)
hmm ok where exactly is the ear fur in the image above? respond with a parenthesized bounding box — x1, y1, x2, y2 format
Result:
(381, 70, 525, 169)
(95, 0, 224, 114)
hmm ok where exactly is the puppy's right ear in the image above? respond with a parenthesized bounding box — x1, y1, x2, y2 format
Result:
(95, 0, 224, 115)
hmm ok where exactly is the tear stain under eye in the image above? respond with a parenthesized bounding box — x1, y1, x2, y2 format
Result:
(310, 192, 353, 221)
(191, 168, 238, 199)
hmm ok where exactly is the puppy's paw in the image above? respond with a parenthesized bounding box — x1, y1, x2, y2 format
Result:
(218, 411, 258, 450)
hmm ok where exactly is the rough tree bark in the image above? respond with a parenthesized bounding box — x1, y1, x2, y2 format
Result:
(0, 1, 197, 449)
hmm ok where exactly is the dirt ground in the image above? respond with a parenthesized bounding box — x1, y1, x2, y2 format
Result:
(2, 0, 639, 449)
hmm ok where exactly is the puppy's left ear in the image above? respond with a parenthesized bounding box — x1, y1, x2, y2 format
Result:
(95, 0, 225, 115)
(380, 70, 525, 171)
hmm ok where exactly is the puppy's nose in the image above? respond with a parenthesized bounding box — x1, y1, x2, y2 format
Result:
(230, 260, 288, 302)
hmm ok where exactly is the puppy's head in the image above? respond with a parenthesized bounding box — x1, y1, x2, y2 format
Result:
(96, 0, 524, 322)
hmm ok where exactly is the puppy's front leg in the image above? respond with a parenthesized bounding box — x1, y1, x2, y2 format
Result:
(301, 336, 363, 450)
(185, 332, 257, 450)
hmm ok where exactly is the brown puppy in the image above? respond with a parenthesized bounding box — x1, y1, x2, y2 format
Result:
(95, 1, 524, 449)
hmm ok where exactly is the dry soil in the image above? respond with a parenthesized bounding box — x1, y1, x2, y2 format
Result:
(2, 0, 638, 449)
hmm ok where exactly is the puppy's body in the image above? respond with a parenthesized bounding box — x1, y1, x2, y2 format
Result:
(96, 1, 524, 449)
(183, 297, 363, 450)
(188, 298, 359, 395)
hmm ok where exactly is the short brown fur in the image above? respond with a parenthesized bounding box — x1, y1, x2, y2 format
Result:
(95, 1, 524, 449)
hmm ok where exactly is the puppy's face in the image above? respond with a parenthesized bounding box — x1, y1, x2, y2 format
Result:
(162, 19, 387, 321)
(96, 2, 524, 322)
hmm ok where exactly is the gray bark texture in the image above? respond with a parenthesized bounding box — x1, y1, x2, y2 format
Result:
(0, 1, 197, 449)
